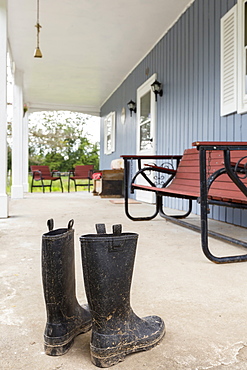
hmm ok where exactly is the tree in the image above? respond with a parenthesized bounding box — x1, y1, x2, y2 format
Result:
(29, 111, 99, 171)
(7, 145, 11, 172)
(7, 121, 12, 171)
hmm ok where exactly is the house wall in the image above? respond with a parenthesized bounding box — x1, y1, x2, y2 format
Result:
(100, 0, 247, 227)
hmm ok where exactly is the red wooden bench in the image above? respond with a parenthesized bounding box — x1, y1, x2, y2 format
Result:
(30, 165, 63, 192)
(121, 142, 247, 263)
(68, 165, 94, 192)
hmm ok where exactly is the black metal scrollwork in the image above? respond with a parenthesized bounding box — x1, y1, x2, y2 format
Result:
(234, 155, 247, 179)
(153, 161, 175, 186)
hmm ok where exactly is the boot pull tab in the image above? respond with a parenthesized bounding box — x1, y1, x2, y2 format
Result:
(47, 219, 54, 231)
(109, 224, 124, 252)
(112, 224, 122, 235)
(95, 224, 106, 234)
(68, 219, 74, 230)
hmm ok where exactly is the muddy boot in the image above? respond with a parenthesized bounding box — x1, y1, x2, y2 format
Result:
(80, 224, 165, 368)
(42, 219, 91, 356)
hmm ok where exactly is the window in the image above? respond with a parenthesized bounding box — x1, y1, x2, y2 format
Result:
(220, 1, 247, 115)
(139, 91, 151, 151)
(104, 111, 115, 155)
(136, 73, 157, 156)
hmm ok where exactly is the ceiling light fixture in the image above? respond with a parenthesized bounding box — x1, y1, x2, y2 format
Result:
(34, 0, 42, 58)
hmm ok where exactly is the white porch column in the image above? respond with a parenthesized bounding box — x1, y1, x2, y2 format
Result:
(22, 112, 29, 192)
(11, 69, 24, 199)
(0, 0, 8, 218)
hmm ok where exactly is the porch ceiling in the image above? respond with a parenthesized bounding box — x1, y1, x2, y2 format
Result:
(7, 0, 193, 115)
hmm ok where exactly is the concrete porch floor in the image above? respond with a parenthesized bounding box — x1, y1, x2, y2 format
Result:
(1, 192, 247, 370)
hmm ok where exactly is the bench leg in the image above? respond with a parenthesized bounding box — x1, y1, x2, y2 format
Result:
(60, 177, 64, 193)
(31, 178, 34, 193)
(200, 147, 247, 263)
(124, 192, 160, 221)
(123, 158, 160, 221)
(200, 192, 247, 263)
(159, 199, 193, 219)
(41, 179, 45, 193)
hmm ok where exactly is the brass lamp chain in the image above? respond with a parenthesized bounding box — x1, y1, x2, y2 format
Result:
(35, 0, 42, 48)
(37, 0, 40, 22)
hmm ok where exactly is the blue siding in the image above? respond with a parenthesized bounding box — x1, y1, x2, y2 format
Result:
(100, 0, 247, 226)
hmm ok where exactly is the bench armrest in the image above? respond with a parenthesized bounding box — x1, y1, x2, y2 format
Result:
(88, 169, 94, 178)
(130, 164, 177, 192)
(143, 163, 177, 175)
(51, 170, 61, 177)
(121, 154, 182, 193)
(230, 155, 247, 170)
(231, 161, 246, 168)
(121, 154, 182, 160)
(32, 170, 42, 180)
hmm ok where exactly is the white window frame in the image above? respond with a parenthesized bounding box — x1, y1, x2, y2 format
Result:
(104, 111, 115, 155)
(135, 74, 157, 204)
(220, 4, 238, 116)
(136, 73, 157, 155)
(238, 0, 247, 113)
(221, 1, 247, 115)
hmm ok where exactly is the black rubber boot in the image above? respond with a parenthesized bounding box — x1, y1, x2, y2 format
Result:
(80, 224, 165, 367)
(42, 219, 91, 356)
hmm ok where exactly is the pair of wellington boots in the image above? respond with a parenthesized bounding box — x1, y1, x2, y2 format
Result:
(42, 219, 165, 367)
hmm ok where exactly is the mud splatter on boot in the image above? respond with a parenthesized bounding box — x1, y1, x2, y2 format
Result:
(42, 219, 91, 356)
(80, 224, 165, 367)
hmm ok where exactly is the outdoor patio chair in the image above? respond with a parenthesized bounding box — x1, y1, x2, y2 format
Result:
(68, 165, 94, 192)
(30, 165, 64, 193)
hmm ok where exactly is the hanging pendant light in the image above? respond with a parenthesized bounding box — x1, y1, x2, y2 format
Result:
(34, 0, 42, 58)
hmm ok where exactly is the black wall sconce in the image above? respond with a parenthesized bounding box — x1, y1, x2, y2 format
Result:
(151, 80, 163, 101)
(127, 100, 136, 117)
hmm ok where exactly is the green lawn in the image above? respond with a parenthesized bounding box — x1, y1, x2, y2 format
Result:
(7, 175, 93, 194)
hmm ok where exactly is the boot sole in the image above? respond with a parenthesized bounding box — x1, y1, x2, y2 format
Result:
(90, 325, 166, 368)
(44, 321, 92, 356)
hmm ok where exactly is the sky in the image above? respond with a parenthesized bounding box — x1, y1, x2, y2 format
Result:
(83, 115, 100, 143)
(28, 111, 100, 144)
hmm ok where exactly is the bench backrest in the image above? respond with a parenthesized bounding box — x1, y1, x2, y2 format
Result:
(169, 149, 200, 196)
(31, 165, 51, 179)
(74, 165, 94, 178)
(169, 148, 247, 204)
